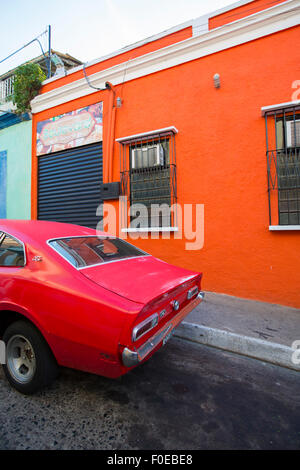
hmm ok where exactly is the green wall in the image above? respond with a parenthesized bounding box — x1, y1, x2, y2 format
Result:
(0, 120, 32, 220)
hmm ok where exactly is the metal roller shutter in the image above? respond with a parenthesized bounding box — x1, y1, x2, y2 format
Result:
(38, 142, 103, 229)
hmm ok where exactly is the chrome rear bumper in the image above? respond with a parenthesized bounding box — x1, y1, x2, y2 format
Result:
(122, 291, 204, 368)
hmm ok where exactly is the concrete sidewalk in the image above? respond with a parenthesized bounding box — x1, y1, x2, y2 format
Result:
(174, 292, 300, 371)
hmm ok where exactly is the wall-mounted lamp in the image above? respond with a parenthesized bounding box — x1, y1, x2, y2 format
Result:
(116, 97, 122, 108)
(213, 73, 221, 89)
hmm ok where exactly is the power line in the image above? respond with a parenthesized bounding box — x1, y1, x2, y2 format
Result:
(0, 27, 51, 78)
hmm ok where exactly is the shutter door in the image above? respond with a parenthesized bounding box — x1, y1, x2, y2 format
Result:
(38, 142, 102, 229)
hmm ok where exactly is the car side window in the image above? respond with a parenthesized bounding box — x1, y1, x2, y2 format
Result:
(0, 234, 25, 267)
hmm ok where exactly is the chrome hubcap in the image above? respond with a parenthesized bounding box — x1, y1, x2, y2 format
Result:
(6, 335, 36, 384)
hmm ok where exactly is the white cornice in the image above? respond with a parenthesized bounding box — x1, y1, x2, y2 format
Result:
(42, 1, 253, 86)
(31, 0, 300, 115)
(42, 19, 194, 86)
(208, 0, 254, 17)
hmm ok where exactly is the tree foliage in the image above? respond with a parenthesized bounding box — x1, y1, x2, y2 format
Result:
(12, 63, 46, 114)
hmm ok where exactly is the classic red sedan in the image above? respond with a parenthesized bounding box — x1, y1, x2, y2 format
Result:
(0, 220, 204, 394)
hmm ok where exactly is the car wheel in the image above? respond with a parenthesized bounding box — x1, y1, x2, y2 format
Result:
(2, 320, 58, 394)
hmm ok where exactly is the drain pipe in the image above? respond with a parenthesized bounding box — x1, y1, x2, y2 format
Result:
(105, 81, 117, 183)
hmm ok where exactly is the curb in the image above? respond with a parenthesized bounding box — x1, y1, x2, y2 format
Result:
(174, 322, 300, 372)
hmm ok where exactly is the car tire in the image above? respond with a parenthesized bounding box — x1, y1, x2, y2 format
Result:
(2, 320, 59, 394)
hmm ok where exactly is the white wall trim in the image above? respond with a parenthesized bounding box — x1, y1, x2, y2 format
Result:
(261, 99, 300, 115)
(210, 0, 255, 17)
(42, 20, 194, 86)
(31, 0, 300, 114)
(192, 14, 210, 37)
(121, 227, 179, 233)
(116, 126, 178, 143)
(269, 225, 300, 231)
(42, 2, 255, 86)
(192, 0, 256, 37)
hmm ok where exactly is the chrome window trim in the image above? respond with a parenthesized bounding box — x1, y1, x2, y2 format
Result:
(0, 231, 27, 268)
(46, 236, 150, 270)
(77, 255, 151, 270)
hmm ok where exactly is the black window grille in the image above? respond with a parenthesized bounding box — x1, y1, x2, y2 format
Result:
(265, 105, 300, 226)
(118, 128, 177, 229)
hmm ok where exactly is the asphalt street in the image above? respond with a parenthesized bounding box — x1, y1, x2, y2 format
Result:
(0, 338, 299, 450)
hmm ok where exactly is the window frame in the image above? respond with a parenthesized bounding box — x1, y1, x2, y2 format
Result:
(286, 119, 300, 149)
(264, 103, 300, 229)
(0, 231, 27, 268)
(47, 235, 150, 270)
(129, 138, 172, 229)
(0, 76, 14, 100)
(275, 113, 300, 151)
(117, 127, 178, 232)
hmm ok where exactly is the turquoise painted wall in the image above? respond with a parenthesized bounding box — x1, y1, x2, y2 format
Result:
(0, 120, 32, 220)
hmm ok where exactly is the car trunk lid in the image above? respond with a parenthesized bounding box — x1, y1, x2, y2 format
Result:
(80, 256, 199, 304)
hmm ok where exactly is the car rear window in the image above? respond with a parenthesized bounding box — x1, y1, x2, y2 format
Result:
(49, 236, 148, 268)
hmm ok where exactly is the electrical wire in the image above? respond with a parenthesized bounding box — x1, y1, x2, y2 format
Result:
(0, 0, 294, 70)
(82, 62, 108, 91)
(0, 29, 48, 65)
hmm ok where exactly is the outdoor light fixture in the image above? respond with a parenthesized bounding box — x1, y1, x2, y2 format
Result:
(116, 97, 122, 108)
(213, 73, 221, 89)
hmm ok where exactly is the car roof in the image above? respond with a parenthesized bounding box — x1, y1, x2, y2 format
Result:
(0, 220, 106, 244)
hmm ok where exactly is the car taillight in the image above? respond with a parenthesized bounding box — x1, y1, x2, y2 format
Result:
(132, 313, 159, 342)
(187, 285, 198, 300)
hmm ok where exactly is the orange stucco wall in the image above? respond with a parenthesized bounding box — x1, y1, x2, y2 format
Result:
(209, 0, 287, 29)
(32, 23, 300, 308)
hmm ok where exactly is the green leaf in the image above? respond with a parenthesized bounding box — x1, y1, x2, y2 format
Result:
(12, 62, 46, 114)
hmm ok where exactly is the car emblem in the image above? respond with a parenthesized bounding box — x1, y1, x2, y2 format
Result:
(172, 300, 180, 311)
(160, 309, 166, 319)
(32, 256, 43, 262)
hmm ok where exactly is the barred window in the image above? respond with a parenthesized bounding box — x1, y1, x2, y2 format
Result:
(265, 105, 300, 226)
(0, 76, 14, 101)
(117, 127, 177, 230)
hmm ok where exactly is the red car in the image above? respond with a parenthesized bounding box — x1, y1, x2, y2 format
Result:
(0, 220, 204, 394)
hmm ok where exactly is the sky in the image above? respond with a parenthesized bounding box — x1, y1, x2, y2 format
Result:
(0, 0, 236, 75)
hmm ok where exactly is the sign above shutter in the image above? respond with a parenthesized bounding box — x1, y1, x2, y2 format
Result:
(36, 102, 103, 156)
